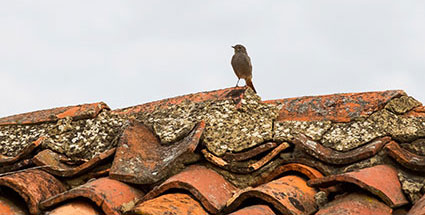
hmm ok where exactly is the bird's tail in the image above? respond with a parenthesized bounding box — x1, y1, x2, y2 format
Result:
(246, 78, 257, 94)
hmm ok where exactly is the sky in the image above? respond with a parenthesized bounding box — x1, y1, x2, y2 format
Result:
(0, 1, 424, 117)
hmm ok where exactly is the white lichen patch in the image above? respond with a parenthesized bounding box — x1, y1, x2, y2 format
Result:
(385, 96, 422, 115)
(398, 172, 425, 203)
(274, 120, 332, 142)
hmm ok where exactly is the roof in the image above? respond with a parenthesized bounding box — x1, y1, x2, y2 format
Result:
(0, 86, 425, 214)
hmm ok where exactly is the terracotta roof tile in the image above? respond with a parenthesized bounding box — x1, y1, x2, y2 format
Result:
(110, 120, 204, 184)
(225, 175, 317, 215)
(222, 142, 278, 162)
(227, 205, 276, 215)
(266, 90, 405, 122)
(201, 142, 290, 173)
(408, 193, 425, 215)
(315, 193, 392, 215)
(294, 134, 391, 165)
(385, 141, 425, 172)
(308, 165, 408, 208)
(33, 148, 115, 177)
(0, 169, 66, 214)
(45, 200, 103, 215)
(41, 177, 144, 215)
(261, 163, 324, 184)
(0, 136, 44, 164)
(130, 193, 209, 215)
(0, 102, 109, 126)
(0, 159, 32, 174)
(143, 165, 237, 214)
(0, 195, 29, 215)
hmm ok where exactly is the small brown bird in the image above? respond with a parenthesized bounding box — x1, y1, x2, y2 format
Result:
(231, 44, 257, 93)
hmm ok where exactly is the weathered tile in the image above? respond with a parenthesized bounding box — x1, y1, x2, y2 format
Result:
(228, 205, 276, 215)
(0, 195, 29, 215)
(33, 148, 115, 177)
(316, 193, 392, 215)
(0, 102, 109, 126)
(222, 142, 278, 162)
(45, 200, 103, 215)
(294, 134, 390, 165)
(0, 159, 32, 174)
(225, 175, 317, 215)
(0, 169, 66, 215)
(266, 90, 405, 122)
(261, 163, 323, 184)
(0, 137, 44, 164)
(308, 165, 408, 208)
(110, 120, 204, 184)
(130, 193, 209, 215)
(408, 193, 425, 215)
(385, 141, 425, 172)
(202, 142, 289, 173)
(143, 165, 237, 214)
(41, 177, 144, 215)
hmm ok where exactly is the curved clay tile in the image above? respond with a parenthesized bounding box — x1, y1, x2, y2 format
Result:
(385, 141, 425, 172)
(266, 90, 405, 122)
(40, 177, 144, 215)
(0, 169, 66, 215)
(0, 159, 32, 174)
(261, 163, 324, 184)
(45, 200, 103, 215)
(222, 142, 278, 162)
(225, 175, 317, 215)
(308, 165, 408, 208)
(112, 86, 247, 115)
(130, 193, 208, 215)
(143, 165, 237, 214)
(408, 193, 425, 215)
(0, 195, 29, 215)
(0, 102, 109, 126)
(294, 134, 390, 165)
(33, 148, 115, 177)
(0, 137, 44, 164)
(315, 193, 392, 215)
(110, 121, 204, 184)
(228, 205, 276, 215)
(201, 142, 290, 173)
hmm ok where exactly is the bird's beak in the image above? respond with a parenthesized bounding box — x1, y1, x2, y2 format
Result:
(231, 46, 235, 49)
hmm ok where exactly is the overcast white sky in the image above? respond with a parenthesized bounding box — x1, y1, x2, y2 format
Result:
(0, 1, 424, 117)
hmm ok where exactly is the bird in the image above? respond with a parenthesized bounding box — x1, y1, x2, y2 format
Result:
(231, 44, 257, 93)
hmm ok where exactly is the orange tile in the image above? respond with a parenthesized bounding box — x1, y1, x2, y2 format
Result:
(130, 193, 209, 215)
(202, 142, 289, 173)
(265, 90, 405, 122)
(0, 102, 109, 126)
(385, 141, 425, 172)
(0, 137, 44, 164)
(228, 205, 276, 215)
(0, 195, 29, 215)
(41, 177, 144, 215)
(143, 165, 237, 214)
(46, 200, 104, 215)
(294, 134, 391, 165)
(261, 163, 323, 184)
(0, 169, 66, 214)
(225, 175, 317, 215)
(316, 193, 392, 215)
(110, 120, 204, 184)
(0, 159, 32, 174)
(222, 142, 278, 162)
(308, 165, 408, 208)
(33, 148, 115, 177)
(408, 193, 425, 215)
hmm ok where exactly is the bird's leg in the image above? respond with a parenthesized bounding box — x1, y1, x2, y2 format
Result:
(235, 78, 240, 87)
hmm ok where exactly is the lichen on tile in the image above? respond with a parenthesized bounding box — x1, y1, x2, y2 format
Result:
(274, 120, 331, 142)
(385, 96, 422, 115)
(398, 171, 425, 203)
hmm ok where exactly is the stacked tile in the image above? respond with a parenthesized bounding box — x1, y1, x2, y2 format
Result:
(0, 87, 425, 214)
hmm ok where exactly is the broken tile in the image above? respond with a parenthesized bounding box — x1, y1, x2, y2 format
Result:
(308, 165, 408, 208)
(385, 141, 425, 172)
(202, 142, 289, 173)
(228, 205, 276, 215)
(45, 200, 103, 215)
(261, 163, 324, 184)
(222, 142, 278, 162)
(267, 90, 405, 122)
(33, 148, 115, 177)
(0, 169, 66, 215)
(294, 134, 390, 165)
(315, 193, 392, 215)
(110, 120, 204, 184)
(0, 102, 109, 126)
(130, 193, 209, 215)
(225, 175, 317, 215)
(0, 137, 44, 164)
(41, 177, 144, 215)
(143, 165, 237, 214)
